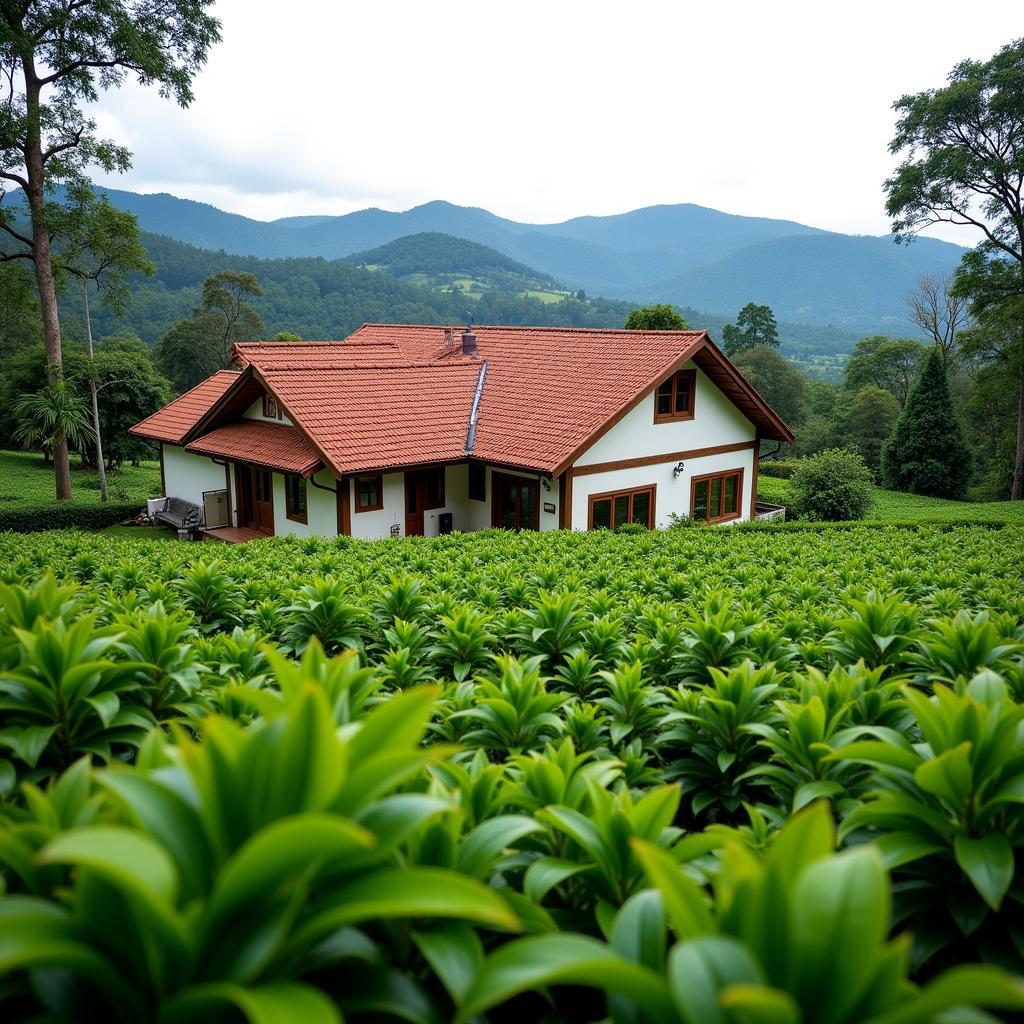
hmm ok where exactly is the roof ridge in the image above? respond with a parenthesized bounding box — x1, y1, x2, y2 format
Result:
(358, 322, 708, 336)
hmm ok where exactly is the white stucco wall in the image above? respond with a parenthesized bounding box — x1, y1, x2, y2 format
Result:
(574, 364, 755, 468)
(569, 447, 755, 528)
(162, 444, 230, 509)
(271, 468, 337, 538)
(568, 361, 757, 527)
(344, 463, 559, 540)
(241, 394, 294, 426)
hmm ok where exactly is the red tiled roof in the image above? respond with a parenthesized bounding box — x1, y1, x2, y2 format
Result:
(185, 420, 322, 475)
(260, 362, 481, 473)
(130, 370, 239, 443)
(136, 324, 793, 476)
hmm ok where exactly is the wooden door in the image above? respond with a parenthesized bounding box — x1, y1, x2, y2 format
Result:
(252, 467, 274, 533)
(492, 473, 539, 531)
(404, 472, 425, 536)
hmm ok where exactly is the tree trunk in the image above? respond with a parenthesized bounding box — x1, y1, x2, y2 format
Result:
(22, 56, 72, 501)
(82, 277, 108, 501)
(1013, 376, 1024, 501)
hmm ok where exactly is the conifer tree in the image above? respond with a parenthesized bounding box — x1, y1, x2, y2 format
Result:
(880, 348, 972, 498)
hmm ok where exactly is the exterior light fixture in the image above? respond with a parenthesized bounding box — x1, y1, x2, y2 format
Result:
(542, 478, 551, 492)
(673, 461, 685, 478)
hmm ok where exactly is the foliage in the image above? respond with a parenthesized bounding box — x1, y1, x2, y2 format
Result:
(624, 304, 689, 331)
(722, 302, 779, 356)
(1, 520, 1024, 1017)
(0, 447, 159, 533)
(881, 348, 973, 499)
(731, 345, 805, 426)
(153, 270, 265, 392)
(832, 385, 900, 474)
(13, 379, 95, 458)
(843, 335, 926, 406)
(788, 448, 874, 521)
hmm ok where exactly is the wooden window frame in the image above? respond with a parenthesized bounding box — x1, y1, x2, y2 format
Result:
(284, 474, 308, 523)
(468, 461, 486, 502)
(690, 467, 744, 524)
(423, 467, 445, 510)
(654, 369, 696, 423)
(262, 393, 283, 420)
(355, 473, 384, 513)
(587, 484, 657, 530)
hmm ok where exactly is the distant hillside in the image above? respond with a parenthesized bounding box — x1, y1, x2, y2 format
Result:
(342, 232, 564, 298)
(56, 231, 636, 347)
(45, 186, 968, 338)
(49, 231, 858, 382)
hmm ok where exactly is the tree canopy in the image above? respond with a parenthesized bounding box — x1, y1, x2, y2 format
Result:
(623, 304, 689, 331)
(843, 336, 927, 406)
(880, 348, 972, 499)
(723, 303, 779, 356)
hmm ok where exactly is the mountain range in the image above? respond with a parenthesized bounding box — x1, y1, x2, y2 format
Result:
(79, 187, 968, 337)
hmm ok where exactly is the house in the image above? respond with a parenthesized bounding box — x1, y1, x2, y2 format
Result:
(130, 323, 793, 540)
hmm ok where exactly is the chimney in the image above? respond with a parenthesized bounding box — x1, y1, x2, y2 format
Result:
(461, 326, 479, 359)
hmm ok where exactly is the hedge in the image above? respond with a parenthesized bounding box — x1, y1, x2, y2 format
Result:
(0, 501, 145, 533)
(757, 458, 800, 479)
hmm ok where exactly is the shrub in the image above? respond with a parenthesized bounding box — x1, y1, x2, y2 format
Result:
(880, 348, 972, 498)
(0, 501, 143, 532)
(757, 458, 800, 479)
(788, 448, 873, 521)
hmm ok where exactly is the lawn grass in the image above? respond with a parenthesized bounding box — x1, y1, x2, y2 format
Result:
(96, 525, 175, 540)
(0, 449, 161, 508)
(757, 473, 1024, 524)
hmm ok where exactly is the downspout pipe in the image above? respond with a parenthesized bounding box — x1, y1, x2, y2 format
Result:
(465, 361, 488, 454)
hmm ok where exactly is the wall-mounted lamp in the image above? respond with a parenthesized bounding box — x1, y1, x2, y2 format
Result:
(672, 461, 685, 478)
(541, 478, 551, 492)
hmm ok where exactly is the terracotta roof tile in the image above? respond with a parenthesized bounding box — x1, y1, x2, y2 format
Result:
(262, 362, 481, 473)
(130, 370, 239, 443)
(185, 420, 322, 475)
(136, 323, 792, 476)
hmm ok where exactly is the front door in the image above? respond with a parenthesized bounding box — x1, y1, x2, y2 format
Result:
(238, 465, 275, 534)
(405, 472, 425, 537)
(404, 467, 445, 536)
(492, 473, 539, 531)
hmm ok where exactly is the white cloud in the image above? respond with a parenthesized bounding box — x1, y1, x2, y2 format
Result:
(88, 0, 1020, 244)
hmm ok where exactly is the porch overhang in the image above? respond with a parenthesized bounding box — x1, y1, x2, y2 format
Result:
(185, 420, 323, 477)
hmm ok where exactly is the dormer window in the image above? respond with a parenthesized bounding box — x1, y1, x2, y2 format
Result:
(262, 394, 283, 420)
(654, 369, 696, 423)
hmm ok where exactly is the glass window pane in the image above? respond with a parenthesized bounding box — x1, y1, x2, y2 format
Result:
(710, 477, 722, 518)
(723, 474, 738, 515)
(502, 482, 518, 529)
(693, 480, 708, 521)
(613, 495, 628, 527)
(656, 381, 672, 415)
(592, 498, 612, 530)
(631, 490, 650, 526)
(407, 480, 418, 514)
(519, 484, 536, 528)
(425, 469, 444, 506)
(256, 471, 271, 503)
(675, 377, 690, 412)
(359, 477, 379, 509)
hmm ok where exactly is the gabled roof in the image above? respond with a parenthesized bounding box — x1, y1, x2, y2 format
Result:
(130, 370, 239, 443)
(184, 420, 322, 476)
(134, 324, 794, 477)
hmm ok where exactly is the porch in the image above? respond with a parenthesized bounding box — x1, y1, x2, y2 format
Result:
(199, 525, 271, 544)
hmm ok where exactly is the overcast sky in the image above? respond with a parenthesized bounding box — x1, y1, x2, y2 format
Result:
(90, 0, 1020, 243)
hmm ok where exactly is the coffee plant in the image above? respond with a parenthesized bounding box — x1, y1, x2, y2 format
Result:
(1, 524, 1023, 1021)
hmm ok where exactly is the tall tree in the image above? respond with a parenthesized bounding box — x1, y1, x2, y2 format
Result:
(60, 189, 153, 500)
(0, 0, 220, 499)
(885, 36, 1024, 495)
(722, 303, 779, 356)
(154, 270, 264, 391)
(624, 304, 689, 331)
(832, 385, 900, 474)
(906, 273, 969, 366)
(843, 336, 926, 407)
(954, 251, 1024, 498)
(731, 345, 804, 427)
(880, 348, 972, 499)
